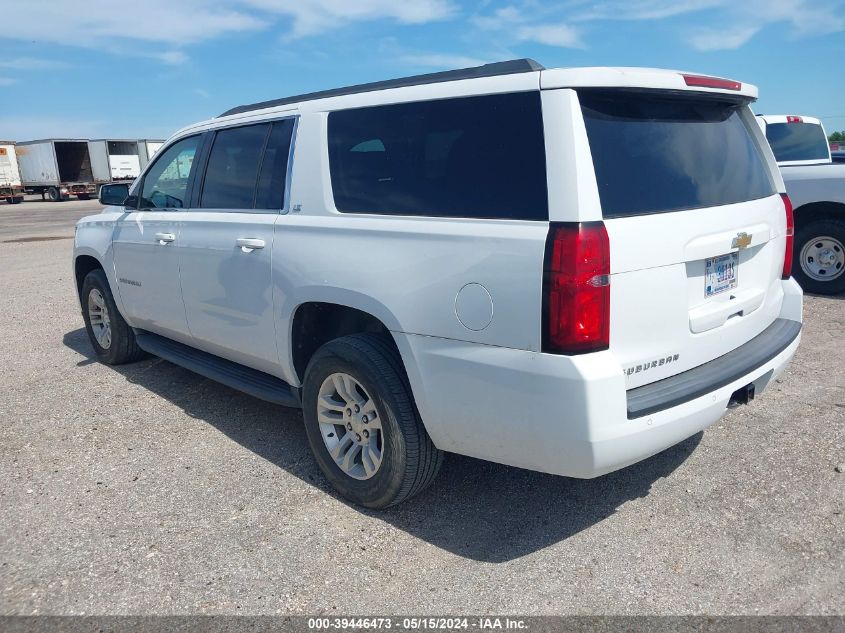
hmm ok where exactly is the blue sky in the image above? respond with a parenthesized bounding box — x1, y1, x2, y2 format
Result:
(1, 0, 844, 141)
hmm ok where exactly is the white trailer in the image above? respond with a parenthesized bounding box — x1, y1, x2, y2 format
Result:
(138, 139, 165, 169)
(88, 139, 143, 183)
(16, 139, 97, 201)
(0, 141, 25, 204)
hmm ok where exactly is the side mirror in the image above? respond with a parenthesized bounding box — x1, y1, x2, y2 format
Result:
(99, 183, 130, 206)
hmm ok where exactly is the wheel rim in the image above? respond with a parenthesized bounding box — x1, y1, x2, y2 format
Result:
(87, 288, 112, 349)
(799, 235, 845, 282)
(317, 372, 383, 480)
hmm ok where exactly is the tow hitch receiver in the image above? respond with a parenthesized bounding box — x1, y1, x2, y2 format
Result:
(728, 383, 756, 408)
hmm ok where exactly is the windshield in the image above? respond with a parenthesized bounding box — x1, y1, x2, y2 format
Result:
(765, 122, 830, 162)
(580, 90, 775, 218)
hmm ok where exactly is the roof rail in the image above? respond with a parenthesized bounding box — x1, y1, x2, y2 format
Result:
(219, 58, 545, 117)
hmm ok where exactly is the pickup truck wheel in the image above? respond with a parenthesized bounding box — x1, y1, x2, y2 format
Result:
(794, 218, 845, 295)
(80, 269, 144, 365)
(302, 334, 443, 509)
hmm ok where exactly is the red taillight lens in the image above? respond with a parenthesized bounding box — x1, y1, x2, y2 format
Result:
(781, 193, 794, 279)
(786, 115, 803, 123)
(543, 222, 610, 354)
(682, 74, 742, 91)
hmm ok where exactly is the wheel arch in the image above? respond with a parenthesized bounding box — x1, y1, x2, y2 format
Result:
(289, 301, 402, 385)
(73, 254, 105, 304)
(793, 201, 845, 229)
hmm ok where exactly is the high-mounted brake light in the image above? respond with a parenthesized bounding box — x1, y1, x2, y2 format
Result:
(786, 115, 803, 123)
(781, 194, 794, 280)
(543, 222, 610, 355)
(682, 74, 741, 91)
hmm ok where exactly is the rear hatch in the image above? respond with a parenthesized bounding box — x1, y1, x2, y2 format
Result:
(577, 89, 787, 389)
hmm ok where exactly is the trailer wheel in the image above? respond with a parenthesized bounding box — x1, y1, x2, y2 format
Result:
(47, 187, 61, 202)
(77, 193, 90, 201)
(7, 196, 23, 205)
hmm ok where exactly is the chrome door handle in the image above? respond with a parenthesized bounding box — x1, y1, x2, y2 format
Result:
(236, 238, 265, 252)
(155, 232, 175, 244)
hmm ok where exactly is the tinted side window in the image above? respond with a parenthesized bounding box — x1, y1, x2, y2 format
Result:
(765, 122, 830, 162)
(327, 93, 548, 220)
(255, 119, 295, 209)
(580, 91, 775, 218)
(201, 123, 269, 209)
(140, 135, 200, 209)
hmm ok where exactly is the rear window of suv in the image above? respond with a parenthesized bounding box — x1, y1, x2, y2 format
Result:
(580, 91, 775, 218)
(764, 122, 830, 162)
(327, 92, 548, 220)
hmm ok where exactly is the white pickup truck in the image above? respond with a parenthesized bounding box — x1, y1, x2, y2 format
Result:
(757, 115, 845, 294)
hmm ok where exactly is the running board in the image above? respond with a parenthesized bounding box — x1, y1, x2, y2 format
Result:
(135, 331, 301, 408)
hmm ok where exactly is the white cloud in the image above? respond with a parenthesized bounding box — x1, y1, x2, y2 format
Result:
(0, 57, 69, 70)
(156, 51, 190, 66)
(0, 78, 18, 86)
(244, 0, 457, 38)
(573, 0, 725, 22)
(472, 5, 584, 49)
(399, 54, 489, 69)
(516, 23, 583, 48)
(689, 25, 761, 50)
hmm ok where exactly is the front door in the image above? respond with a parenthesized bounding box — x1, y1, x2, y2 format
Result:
(112, 135, 201, 342)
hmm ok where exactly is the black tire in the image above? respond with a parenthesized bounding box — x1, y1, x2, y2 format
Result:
(793, 218, 845, 295)
(80, 268, 145, 365)
(7, 196, 22, 204)
(47, 187, 61, 202)
(77, 193, 90, 201)
(302, 333, 443, 509)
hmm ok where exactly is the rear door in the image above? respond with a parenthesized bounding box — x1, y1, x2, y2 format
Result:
(178, 118, 295, 376)
(576, 90, 787, 388)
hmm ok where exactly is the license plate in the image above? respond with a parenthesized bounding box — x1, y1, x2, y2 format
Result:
(705, 252, 738, 297)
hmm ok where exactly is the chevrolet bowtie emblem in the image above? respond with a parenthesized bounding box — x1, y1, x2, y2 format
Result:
(732, 232, 752, 250)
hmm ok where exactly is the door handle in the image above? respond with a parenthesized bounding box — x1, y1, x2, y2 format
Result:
(236, 238, 265, 252)
(155, 232, 175, 244)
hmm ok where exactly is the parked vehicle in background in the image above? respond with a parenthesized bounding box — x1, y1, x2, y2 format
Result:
(88, 139, 144, 184)
(757, 115, 845, 294)
(138, 139, 164, 169)
(830, 142, 845, 164)
(0, 141, 25, 204)
(76, 60, 802, 508)
(16, 139, 97, 201)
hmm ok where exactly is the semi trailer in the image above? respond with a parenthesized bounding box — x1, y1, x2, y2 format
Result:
(0, 141, 25, 204)
(16, 139, 97, 201)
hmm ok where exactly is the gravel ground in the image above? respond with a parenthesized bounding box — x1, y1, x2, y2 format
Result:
(0, 202, 843, 615)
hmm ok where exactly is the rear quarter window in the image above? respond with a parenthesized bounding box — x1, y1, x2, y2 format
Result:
(580, 91, 775, 218)
(327, 92, 548, 221)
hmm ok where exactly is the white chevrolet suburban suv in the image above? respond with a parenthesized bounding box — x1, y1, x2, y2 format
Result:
(756, 114, 845, 294)
(75, 60, 803, 508)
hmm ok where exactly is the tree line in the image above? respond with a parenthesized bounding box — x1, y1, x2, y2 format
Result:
(829, 131, 845, 142)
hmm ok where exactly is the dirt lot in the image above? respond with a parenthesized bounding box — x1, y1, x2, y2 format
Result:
(0, 198, 843, 615)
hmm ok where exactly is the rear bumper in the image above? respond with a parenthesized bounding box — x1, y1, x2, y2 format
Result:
(396, 278, 803, 478)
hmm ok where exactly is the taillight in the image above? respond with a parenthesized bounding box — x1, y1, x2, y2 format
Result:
(781, 193, 794, 279)
(786, 115, 803, 123)
(543, 222, 610, 355)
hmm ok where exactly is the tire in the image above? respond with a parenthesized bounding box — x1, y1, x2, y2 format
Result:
(77, 193, 90, 201)
(7, 196, 22, 204)
(302, 333, 443, 509)
(47, 187, 61, 202)
(793, 218, 845, 295)
(80, 268, 145, 365)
